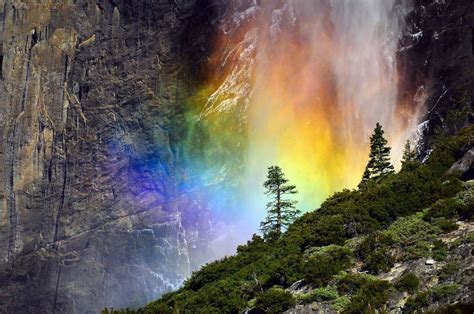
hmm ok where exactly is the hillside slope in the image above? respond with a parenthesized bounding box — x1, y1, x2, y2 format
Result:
(108, 126, 473, 314)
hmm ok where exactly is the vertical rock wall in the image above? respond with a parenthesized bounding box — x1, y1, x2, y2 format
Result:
(397, 0, 474, 157)
(0, 0, 219, 312)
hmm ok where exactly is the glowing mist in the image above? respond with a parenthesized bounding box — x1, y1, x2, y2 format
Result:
(186, 0, 420, 242)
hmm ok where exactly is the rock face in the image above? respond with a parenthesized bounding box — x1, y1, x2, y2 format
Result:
(0, 0, 221, 312)
(397, 0, 474, 158)
(0, 0, 471, 313)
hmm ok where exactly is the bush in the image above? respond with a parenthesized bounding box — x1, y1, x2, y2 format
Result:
(403, 291, 429, 313)
(395, 272, 420, 293)
(331, 296, 351, 312)
(384, 212, 442, 261)
(430, 283, 460, 301)
(424, 198, 462, 221)
(433, 217, 459, 233)
(346, 280, 392, 313)
(404, 283, 460, 312)
(336, 273, 378, 295)
(252, 287, 295, 314)
(357, 232, 394, 274)
(439, 260, 460, 281)
(432, 240, 448, 261)
(303, 246, 352, 286)
(299, 286, 338, 303)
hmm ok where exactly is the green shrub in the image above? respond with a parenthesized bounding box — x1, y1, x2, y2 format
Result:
(336, 273, 378, 295)
(430, 283, 460, 301)
(312, 286, 338, 301)
(404, 240, 432, 260)
(424, 198, 462, 221)
(384, 212, 443, 261)
(403, 291, 429, 313)
(466, 231, 474, 243)
(439, 260, 460, 281)
(252, 287, 295, 314)
(357, 232, 394, 274)
(298, 286, 340, 304)
(433, 217, 459, 232)
(346, 280, 392, 313)
(432, 240, 448, 261)
(331, 296, 351, 312)
(403, 284, 460, 312)
(303, 246, 352, 286)
(386, 212, 440, 244)
(395, 272, 420, 293)
(457, 198, 474, 221)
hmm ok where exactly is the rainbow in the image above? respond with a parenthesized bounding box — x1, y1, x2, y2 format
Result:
(181, 1, 423, 243)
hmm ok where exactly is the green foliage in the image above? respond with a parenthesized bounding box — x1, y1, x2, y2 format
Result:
(252, 287, 295, 314)
(395, 273, 420, 293)
(432, 217, 459, 233)
(384, 212, 442, 261)
(131, 126, 473, 313)
(424, 198, 463, 221)
(432, 240, 448, 261)
(403, 284, 460, 312)
(401, 140, 417, 169)
(430, 283, 460, 301)
(357, 232, 394, 274)
(303, 246, 352, 286)
(386, 212, 439, 243)
(439, 260, 461, 281)
(336, 273, 379, 295)
(345, 279, 393, 313)
(360, 123, 395, 187)
(403, 291, 430, 313)
(331, 296, 351, 312)
(261, 166, 300, 239)
(298, 286, 339, 304)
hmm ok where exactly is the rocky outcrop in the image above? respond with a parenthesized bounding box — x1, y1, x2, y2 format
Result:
(0, 0, 222, 312)
(284, 219, 474, 314)
(397, 0, 474, 158)
(448, 148, 474, 179)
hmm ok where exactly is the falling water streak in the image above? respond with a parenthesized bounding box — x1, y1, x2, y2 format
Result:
(241, 0, 414, 223)
(330, 0, 407, 174)
(185, 0, 420, 245)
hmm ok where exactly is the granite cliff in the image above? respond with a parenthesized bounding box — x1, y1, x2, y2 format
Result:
(0, 0, 222, 312)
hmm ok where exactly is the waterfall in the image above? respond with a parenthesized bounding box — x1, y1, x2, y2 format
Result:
(187, 0, 418, 244)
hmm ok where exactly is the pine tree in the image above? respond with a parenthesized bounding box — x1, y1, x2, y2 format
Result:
(401, 140, 416, 167)
(359, 123, 395, 187)
(260, 166, 300, 240)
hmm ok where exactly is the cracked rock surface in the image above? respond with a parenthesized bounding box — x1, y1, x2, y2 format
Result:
(0, 0, 221, 312)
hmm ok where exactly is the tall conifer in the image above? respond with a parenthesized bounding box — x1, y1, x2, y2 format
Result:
(359, 123, 394, 187)
(260, 166, 300, 239)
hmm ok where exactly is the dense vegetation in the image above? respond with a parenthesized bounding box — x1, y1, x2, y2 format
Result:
(107, 125, 474, 313)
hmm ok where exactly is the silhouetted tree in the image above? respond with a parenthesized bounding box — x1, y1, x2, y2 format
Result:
(260, 166, 300, 240)
(359, 123, 394, 187)
(401, 140, 417, 167)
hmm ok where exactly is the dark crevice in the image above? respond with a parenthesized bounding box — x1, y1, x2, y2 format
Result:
(53, 141, 68, 243)
(0, 53, 3, 79)
(31, 28, 38, 47)
(6, 124, 18, 261)
(0, 43, 3, 79)
(471, 27, 473, 55)
(52, 254, 63, 314)
(20, 33, 34, 111)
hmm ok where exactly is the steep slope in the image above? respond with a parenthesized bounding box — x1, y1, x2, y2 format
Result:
(0, 0, 222, 312)
(129, 127, 473, 313)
